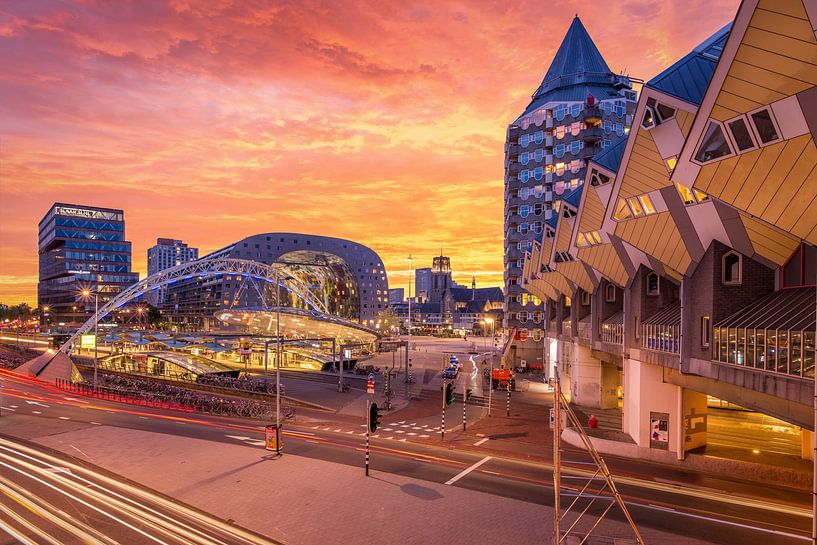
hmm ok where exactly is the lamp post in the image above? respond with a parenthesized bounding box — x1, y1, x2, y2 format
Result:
(81, 289, 98, 389)
(406, 254, 413, 381)
(485, 317, 494, 416)
(41, 306, 49, 331)
(274, 272, 294, 455)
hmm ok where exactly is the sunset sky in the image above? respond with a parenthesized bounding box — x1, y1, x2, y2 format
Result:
(0, 0, 738, 306)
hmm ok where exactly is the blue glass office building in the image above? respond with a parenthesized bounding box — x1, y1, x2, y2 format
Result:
(38, 203, 139, 324)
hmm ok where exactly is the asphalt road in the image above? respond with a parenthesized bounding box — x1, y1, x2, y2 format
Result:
(0, 435, 281, 545)
(1, 369, 812, 545)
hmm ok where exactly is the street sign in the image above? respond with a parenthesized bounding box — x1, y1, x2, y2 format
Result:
(80, 334, 96, 349)
(367, 380, 375, 394)
(549, 408, 566, 431)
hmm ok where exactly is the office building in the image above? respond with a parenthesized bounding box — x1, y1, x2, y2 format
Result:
(147, 238, 199, 276)
(37, 203, 139, 325)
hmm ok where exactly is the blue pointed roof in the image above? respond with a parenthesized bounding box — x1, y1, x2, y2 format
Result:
(590, 137, 628, 173)
(523, 17, 624, 114)
(564, 185, 584, 208)
(646, 23, 731, 105)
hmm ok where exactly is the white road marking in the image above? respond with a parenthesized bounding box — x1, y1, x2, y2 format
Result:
(24, 401, 49, 408)
(9, 405, 18, 409)
(32, 411, 41, 415)
(473, 438, 489, 446)
(419, 434, 430, 438)
(445, 456, 493, 485)
(90, 422, 101, 425)
(0, 407, 15, 412)
(638, 503, 810, 541)
(399, 439, 406, 442)
(247, 441, 266, 447)
(225, 435, 252, 441)
(407, 432, 417, 436)
(58, 417, 70, 420)
(346, 431, 353, 434)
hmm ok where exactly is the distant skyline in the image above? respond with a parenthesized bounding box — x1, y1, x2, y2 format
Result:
(0, 0, 739, 305)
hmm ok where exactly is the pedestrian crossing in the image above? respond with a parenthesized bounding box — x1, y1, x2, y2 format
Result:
(308, 420, 437, 440)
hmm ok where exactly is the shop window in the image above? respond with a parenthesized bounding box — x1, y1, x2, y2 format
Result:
(749, 108, 780, 145)
(722, 251, 742, 285)
(694, 121, 733, 163)
(646, 272, 659, 296)
(605, 284, 616, 302)
(701, 316, 711, 348)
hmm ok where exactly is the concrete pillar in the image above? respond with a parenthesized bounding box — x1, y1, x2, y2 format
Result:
(571, 344, 605, 408)
(622, 362, 707, 457)
(600, 362, 619, 410)
(803, 429, 815, 461)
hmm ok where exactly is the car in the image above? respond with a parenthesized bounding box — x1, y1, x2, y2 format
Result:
(442, 366, 459, 379)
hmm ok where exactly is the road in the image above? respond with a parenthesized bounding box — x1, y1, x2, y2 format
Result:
(0, 368, 812, 545)
(0, 437, 280, 545)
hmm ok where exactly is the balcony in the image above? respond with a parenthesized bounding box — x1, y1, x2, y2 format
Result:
(577, 317, 591, 341)
(561, 318, 572, 337)
(581, 126, 605, 142)
(642, 303, 680, 354)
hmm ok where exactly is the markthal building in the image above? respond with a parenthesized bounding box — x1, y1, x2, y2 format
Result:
(157, 233, 389, 354)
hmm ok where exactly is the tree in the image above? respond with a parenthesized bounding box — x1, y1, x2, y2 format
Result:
(376, 308, 400, 333)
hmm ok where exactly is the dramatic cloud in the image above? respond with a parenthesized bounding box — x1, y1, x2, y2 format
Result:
(0, 0, 739, 304)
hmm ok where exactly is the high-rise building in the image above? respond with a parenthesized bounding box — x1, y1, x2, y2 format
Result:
(387, 288, 405, 304)
(503, 16, 636, 366)
(147, 238, 199, 276)
(414, 267, 432, 302)
(38, 203, 139, 325)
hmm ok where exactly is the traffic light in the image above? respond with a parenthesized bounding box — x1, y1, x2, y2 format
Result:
(445, 383, 455, 405)
(369, 402, 381, 433)
(465, 388, 473, 400)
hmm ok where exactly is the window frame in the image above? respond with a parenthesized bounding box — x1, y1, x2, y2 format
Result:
(605, 284, 616, 302)
(724, 114, 758, 153)
(692, 119, 735, 165)
(747, 106, 781, 147)
(646, 272, 660, 296)
(721, 251, 743, 286)
(701, 315, 711, 348)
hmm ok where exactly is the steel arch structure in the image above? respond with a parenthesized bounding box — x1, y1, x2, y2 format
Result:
(60, 258, 329, 354)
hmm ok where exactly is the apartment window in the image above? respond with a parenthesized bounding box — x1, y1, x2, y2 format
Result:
(634, 316, 640, 339)
(749, 108, 780, 145)
(641, 100, 656, 129)
(580, 291, 590, 306)
(628, 197, 645, 217)
(590, 169, 610, 186)
(638, 195, 656, 215)
(726, 116, 756, 152)
(694, 121, 733, 163)
(605, 284, 616, 302)
(701, 316, 711, 348)
(646, 272, 660, 296)
(613, 199, 633, 221)
(722, 251, 743, 285)
(656, 103, 676, 122)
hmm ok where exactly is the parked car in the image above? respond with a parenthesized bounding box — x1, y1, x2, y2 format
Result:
(442, 366, 459, 379)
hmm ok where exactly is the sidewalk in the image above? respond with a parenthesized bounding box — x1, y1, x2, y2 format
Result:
(31, 425, 716, 545)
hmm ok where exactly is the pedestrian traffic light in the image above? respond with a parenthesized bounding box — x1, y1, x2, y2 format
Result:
(445, 383, 455, 405)
(369, 402, 381, 433)
(465, 388, 473, 400)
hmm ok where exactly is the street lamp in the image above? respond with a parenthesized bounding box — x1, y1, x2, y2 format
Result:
(485, 317, 494, 416)
(274, 271, 294, 455)
(81, 289, 99, 390)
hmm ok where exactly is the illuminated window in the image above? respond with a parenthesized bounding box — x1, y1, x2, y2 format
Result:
(627, 197, 645, 217)
(613, 199, 632, 221)
(693, 189, 709, 202)
(676, 183, 696, 205)
(638, 194, 656, 215)
(665, 156, 677, 173)
(591, 231, 603, 244)
(555, 126, 566, 139)
(577, 233, 588, 247)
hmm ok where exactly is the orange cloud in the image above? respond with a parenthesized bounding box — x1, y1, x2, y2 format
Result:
(0, 0, 739, 305)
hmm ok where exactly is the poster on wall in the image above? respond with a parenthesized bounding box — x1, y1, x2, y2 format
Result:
(650, 411, 669, 450)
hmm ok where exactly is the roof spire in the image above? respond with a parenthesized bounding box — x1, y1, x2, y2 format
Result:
(529, 16, 614, 103)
